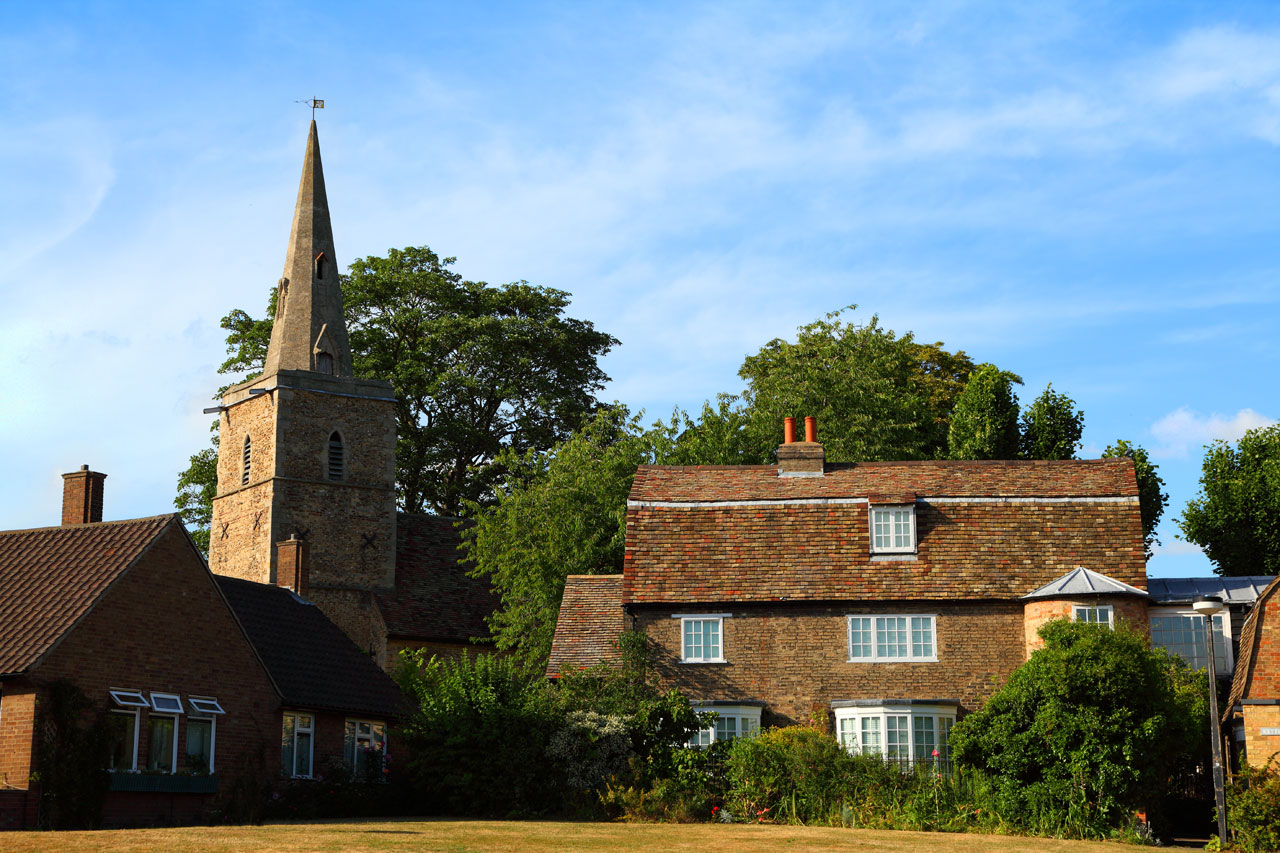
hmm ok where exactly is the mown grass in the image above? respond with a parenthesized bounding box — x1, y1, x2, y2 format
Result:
(3, 818, 1148, 852)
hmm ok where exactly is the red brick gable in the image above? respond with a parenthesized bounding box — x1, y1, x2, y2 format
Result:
(1229, 575, 1280, 712)
(624, 459, 1144, 605)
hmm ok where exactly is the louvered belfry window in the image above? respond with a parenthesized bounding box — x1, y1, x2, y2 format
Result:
(242, 435, 252, 486)
(328, 432, 344, 480)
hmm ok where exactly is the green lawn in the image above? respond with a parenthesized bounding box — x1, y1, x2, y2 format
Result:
(2, 819, 1153, 852)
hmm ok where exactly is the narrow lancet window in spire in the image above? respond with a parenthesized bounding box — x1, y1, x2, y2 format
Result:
(328, 432, 344, 481)
(315, 252, 327, 279)
(317, 352, 334, 374)
(242, 435, 252, 486)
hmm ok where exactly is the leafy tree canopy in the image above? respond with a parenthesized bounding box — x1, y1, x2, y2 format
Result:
(737, 308, 975, 462)
(948, 620, 1207, 837)
(462, 407, 674, 669)
(1019, 383, 1084, 460)
(946, 363, 1022, 459)
(175, 246, 617, 544)
(1179, 423, 1280, 576)
(1102, 439, 1168, 560)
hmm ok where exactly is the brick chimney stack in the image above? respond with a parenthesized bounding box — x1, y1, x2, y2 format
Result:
(61, 466, 106, 525)
(776, 417, 825, 476)
(276, 535, 309, 598)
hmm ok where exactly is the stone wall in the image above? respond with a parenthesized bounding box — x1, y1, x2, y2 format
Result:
(635, 601, 1026, 727)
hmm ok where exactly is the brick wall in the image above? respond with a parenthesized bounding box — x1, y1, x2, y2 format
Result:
(635, 601, 1026, 727)
(0, 688, 35, 791)
(1022, 596, 1150, 657)
(1242, 592, 1280, 766)
(31, 522, 279, 823)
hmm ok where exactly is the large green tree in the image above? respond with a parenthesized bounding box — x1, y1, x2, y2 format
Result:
(174, 246, 616, 545)
(1102, 439, 1167, 560)
(1019, 383, 1085, 460)
(946, 363, 1022, 459)
(462, 407, 672, 669)
(1179, 423, 1280, 576)
(949, 620, 1206, 837)
(737, 309, 975, 461)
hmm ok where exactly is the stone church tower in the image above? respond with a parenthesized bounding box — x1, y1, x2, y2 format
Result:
(208, 121, 398, 656)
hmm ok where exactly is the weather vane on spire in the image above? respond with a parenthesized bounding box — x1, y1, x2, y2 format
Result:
(296, 98, 325, 120)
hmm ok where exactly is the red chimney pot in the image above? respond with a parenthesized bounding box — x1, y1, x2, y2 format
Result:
(804, 416, 817, 443)
(784, 417, 796, 444)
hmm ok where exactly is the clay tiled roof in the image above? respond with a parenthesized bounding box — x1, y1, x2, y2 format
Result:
(624, 459, 1145, 605)
(546, 575, 626, 677)
(0, 515, 174, 677)
(1227, 575, 1280, 720)
(377, 513, 497, 644)
(630, 459, 1139, 503)
(217, 576, 405, 719)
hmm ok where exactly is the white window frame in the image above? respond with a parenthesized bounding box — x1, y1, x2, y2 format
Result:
(673, 613, 729, 663)
(847, 614, 938, 662)
(1150, 607, 1234, 675)
(146, 712, 180, 773)
(109, 688, 149, 709)
(188, 696, 226, 716)
(185, 715, 217, 774)
(107, 709, 140, 772)
(149, 692, 185, 714)
(869, 504, 916, 554)
(345, 718, 388, 778)
(282, 711, 315, 779)
(687, 704, 762, 747)
(1073, 604, 1114, 628)
(834, 703, 957, 766)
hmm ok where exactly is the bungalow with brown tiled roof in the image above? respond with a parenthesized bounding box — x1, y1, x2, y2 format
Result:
(0, 469, 407, 830)
(549, 417, 1153, 759)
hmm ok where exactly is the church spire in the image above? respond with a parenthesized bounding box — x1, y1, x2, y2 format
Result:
(262, 120, 353, 378)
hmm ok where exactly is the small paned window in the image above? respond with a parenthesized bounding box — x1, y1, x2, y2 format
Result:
(1074, 605, 1114, 628)
(109, 689, 149, 709)
(189, 696, 225, 715)
(345, 719, 387, 780)
(242, 435, 252, 486)
(835, 704, 956, 771)
(147, 715, 178, 773)
(848, 615, 937, 662)
(107, 710, 139, 771)
(870, 505, 916, 554)
(282, 712, 314, 778)
(328, 432, 344, 480)
(150, 693, 184, 714)
(317, 351, 334, 374)
(687, 704, 762, 747)
(186, 717, 215, 774)
(677, 615, 726, 663)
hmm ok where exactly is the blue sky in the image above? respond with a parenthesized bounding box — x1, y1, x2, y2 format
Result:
(2, 1, 1278, 577)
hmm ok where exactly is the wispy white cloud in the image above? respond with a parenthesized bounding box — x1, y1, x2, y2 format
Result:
(1151, 538, 1204, 557)
(1149, 407, 1276, 458)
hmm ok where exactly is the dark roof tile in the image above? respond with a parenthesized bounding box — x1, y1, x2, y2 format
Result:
(546, 575, 625, 677)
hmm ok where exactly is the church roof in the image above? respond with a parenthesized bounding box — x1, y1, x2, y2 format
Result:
(1020, 566, 1149, 600)
(217, 576, 405, 719)
(0, 515, 176, 677)
(377, 513, 498, 645)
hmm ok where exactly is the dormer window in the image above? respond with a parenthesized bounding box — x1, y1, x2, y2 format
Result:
(328, 432, 344, 480)
(241, 435, 252, 486)
(870, 505, 916, 554)
(316, 351, 334, 374)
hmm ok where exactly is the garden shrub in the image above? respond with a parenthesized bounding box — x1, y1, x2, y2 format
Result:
(34, 681, 111, 830)
(948, 619, 1207, 838)
(1228, 759, 1280, 852)
(723, 725, 855, 824)
(546, 711, 632, 792)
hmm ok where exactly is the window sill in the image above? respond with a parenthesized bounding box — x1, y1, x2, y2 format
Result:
(847, 657, 939, 664)
(107, 773, 218, 794)
(680, 659, 728, 664)
(869, 552, 918, 561)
